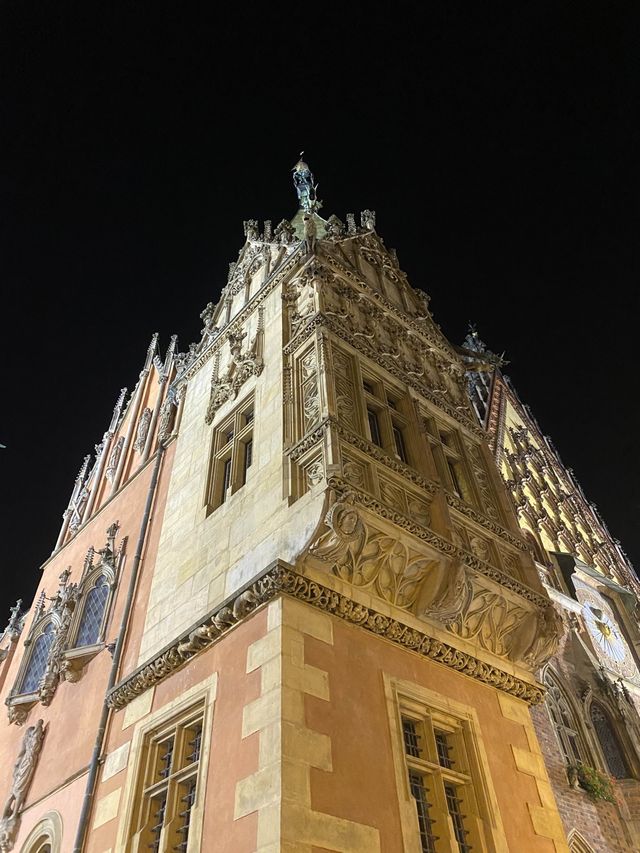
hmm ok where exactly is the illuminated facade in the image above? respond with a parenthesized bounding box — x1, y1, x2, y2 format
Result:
(466, 331, 640, 851)
(0, 165, 598, 852)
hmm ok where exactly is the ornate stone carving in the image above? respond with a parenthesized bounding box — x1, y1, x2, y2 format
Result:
(105, 436, 124, 483)
(305, 460, 324, 488)
(307, 495, 459, 614)
(506, 604, 563, 669)
(134, 407, 152, 453)
(3, 601, 25, 643)
(0, 719, 45, 852)
(332, 349, 358, 431)
(38, 571, 78, 705)
(106, 564, 544, 711)
(275, 219, 295, 244)
(157, 388, 178, 443)
(417, 559, 473, 625)
(300, 348, 320, 432)
(205, 323, 264, 424)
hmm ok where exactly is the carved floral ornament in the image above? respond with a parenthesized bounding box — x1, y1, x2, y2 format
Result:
(205, 317, 264, 425)
(303, 492, 561, 670)
(107, 562, 545, 713)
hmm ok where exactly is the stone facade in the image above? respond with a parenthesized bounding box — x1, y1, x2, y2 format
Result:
(2, 163, 625, 851)
(466, 331, 640, 851)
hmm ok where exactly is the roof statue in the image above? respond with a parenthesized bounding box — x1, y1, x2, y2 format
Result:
(292, 153, 321, 213)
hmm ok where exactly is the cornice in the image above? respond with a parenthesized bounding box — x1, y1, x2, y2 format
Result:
(106, 562, 544, 710)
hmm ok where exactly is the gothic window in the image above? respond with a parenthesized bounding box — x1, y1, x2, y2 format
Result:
(130, 704, 205, 852)
(590, 703, 630, 779)
(206, 396, 254, 511)
(19, 623, 54, 695)
(543, 669, 588, 766)
(75, 575, 110, 647)
(361, 376, 411, 465)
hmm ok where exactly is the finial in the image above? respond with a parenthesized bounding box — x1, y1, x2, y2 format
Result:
(292, 154, 320, 213)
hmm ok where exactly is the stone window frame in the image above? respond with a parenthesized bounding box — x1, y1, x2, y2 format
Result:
(357, 368, 415, 468)
(384, 674, 508, 853)
(205, 394, 255, 514)
(62, 558, 120, 680)
(19, 811, 63, 853)
(542, 667, 591, 769)
(7, 614, 57, 720)
(423, 414, 476, 507)
(588, 700, 633, 780)
(115, 674, 217, 853)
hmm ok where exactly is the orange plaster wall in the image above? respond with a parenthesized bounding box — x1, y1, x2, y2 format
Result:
(304, 617, 555, 853)
(86, 607, 268, 853)
(0, 442, 175, 846)
(11, 773, 86, 853)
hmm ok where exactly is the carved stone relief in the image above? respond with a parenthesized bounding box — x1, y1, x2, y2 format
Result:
(306, 495, 466, 617)
(300, 348, 320, 432)
(205, 321, 264, 424)
(332, 349, 358, 432)
(105, 436, 124, 483)
(134, 407, 153, 453)
(0, 719, 45, 852)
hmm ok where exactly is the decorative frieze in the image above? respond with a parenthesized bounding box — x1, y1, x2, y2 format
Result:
(106, 563, 544, 712)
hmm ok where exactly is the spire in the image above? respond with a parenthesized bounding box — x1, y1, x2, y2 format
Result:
(292, 153, 321, 213)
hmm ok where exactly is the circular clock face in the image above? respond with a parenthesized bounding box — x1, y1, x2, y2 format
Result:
(582, 603, 636, 677)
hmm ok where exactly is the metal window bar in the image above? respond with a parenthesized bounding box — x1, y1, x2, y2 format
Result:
(186, 725, 202, 764)
(158, 738, 174, 779)
(444, 783, 472, 853)
(434, 730, 455, 769)
(402, 717, 421, 758)
(408, 770, 438, 853)
(148, 793, 167, 852)
(172, 779, 197, 852)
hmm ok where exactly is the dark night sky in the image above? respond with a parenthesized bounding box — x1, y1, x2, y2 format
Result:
(1, 3, 639, 619)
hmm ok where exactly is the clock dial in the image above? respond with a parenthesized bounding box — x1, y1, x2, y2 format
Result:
(584, 606, 625, 661)
(581, 601, 637, 678)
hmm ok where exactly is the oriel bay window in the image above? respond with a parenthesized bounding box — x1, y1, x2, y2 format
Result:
(132, 704, 205, 853)
(362, 374, 410, 464)
(207, 396, 254, 511)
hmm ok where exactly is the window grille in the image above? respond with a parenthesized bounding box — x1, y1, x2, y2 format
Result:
(401, 712, 477, 853)
(75, 576, 110, 647)
(133, 707, 205, 852)
(590, 703, 629, 779)
(20, 623, 54, 694)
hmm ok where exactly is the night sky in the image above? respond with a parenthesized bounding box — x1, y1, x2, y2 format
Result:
(2, 3, 639, 619)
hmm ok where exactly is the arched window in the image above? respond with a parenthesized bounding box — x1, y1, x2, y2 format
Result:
(19, 623, 54, 694)
(75, 575, 110, 647)
(19, 810, 62, 853)
(544, 669, 588, 766)
(590, 703, 629, 779)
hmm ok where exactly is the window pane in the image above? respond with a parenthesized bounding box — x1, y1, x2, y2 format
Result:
(367, 409, 382, 446)
(393, 425, 407, 463)
(220, 458, 232, 503)
(408, 770, 438, 853)
(20, 623, 54, 694)
(75, 577, 110, 647)
(242, 439, 253, 484)
(590, 704, 629, 779)
(444, 783, 472, 853)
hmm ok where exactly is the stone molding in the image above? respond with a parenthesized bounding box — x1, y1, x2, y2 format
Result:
(286, 415, 529, 555)
(107, 563, 545, 712)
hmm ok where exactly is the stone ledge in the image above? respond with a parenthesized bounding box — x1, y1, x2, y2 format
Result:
(107, 562, 545, 711)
